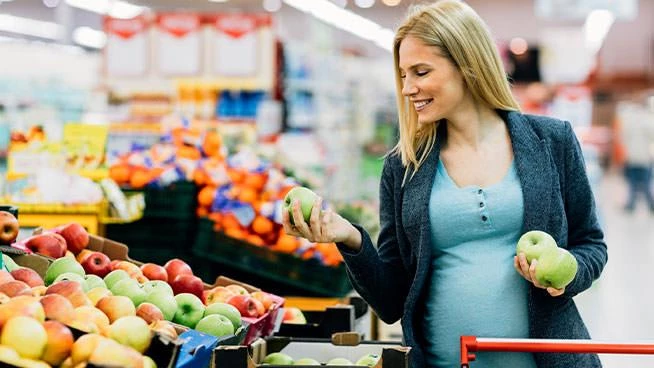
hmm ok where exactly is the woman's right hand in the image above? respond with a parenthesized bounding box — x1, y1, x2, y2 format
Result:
(281, 197, 362, 251)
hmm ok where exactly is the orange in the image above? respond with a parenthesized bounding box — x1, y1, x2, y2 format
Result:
(221, 213, 242, 232)
(224, 227, 246, 240)
(177, 145, 202, 161)
(130, 169, 151, 189)
(208, 212, 223, 224)
(251, 216, 274, 236)
(202, 131, 222, 158)
(196, 206, 209, 217)
(274, 234, 299, 254)
(243, 173, 267, 191)
(246, 234, 265, 247)
(193, 168, 209, 186)
(197, 186, 217, 207)
(237, 187, 258, 204)
(227, 168, 245, 184)
(109, 164, 131, 184)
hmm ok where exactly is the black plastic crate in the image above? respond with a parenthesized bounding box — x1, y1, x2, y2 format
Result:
(105, 217, 197, 253)
(124, 181, 198, 220)
(192, 219, 353, 297)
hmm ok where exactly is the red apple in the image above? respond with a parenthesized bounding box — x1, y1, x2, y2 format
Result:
(40, 294, 75, 323)
(170, 274, 204, 301)
(0, 270, 15, 286)
(54, 223, 89, 254)
(42, 320, 74, 366)
(0, 280, 32, 297)
(24, 233, 67, 258)
(226, 294, 259, 318)
(283, 307, 307, 324)
(113, 261, 142, 277)
(80, 252, 111, 278)
(251, 298, 265, 317)
(45, 280, 91, 308)
(136, 302, 164, 324)
(10, 268, 44, 287)
(163, 258, 193, 282)
(76, 249, 94, 263)
(140, 263, 168, 282)
(0, 211, 19, 245)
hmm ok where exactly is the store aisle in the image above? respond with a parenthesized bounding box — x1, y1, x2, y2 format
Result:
(574, 170, 654, 367)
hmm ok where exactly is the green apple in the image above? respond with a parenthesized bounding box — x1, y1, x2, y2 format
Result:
(327, 357, 353, 365)
(145, 290, 178, 321)
(44, 257, 85, 285)
(108, 316, 152, 354)
(295, 358, 321, 365)
(204, 302, 241, 331)
(54, 272, 86, 286)
(110, 278, 146, 307)
(262, 352, 294, 365)
(283, 186, 319, 225)
(195, 314, 234, 338)
(535, 247, 578, 289)
(83, 274, 106, 292)
(2, 254, 19, 272)
(173, 293, 205, 328)
(103, 270, 130, 290)
(355, 354, 380, 366)
(516, 230, 558, 263)
(142, 280, 174, 296)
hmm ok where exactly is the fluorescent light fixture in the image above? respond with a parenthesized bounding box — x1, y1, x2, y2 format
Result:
(66, 0, 147, 19)
(584, 9, 615, 54)
(0, 14, 62, 40)
(283, 0, 393, 51)
(354, 0, 375, 8)
(73, 26, 107, 49)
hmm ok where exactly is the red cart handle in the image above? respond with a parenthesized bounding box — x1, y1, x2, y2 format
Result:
(460, 336, 654, 367)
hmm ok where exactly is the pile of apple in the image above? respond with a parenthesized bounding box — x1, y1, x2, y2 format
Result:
(262, 351, 381, 366)
(0, 267, 165, 367)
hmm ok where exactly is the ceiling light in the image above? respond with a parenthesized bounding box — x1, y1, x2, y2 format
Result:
(0, 14, 62, 40)
(73, 26, 107, 48)
(382, 0, 401, 5)
(332, 0, 347, 7)
(65, 0, 147, 19)
(354, 0, 375, 8)
(283, 0, 392, 51)
(584, 9, 615, 54)
(263, 0, 282, 12)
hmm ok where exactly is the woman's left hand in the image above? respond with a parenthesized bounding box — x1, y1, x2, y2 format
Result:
(514, 253, 565, 297)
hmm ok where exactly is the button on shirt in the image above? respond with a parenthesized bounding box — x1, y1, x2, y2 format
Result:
(423, 160, 536, 368)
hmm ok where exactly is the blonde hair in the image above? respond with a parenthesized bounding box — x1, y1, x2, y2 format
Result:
(389, 0, 520, 182)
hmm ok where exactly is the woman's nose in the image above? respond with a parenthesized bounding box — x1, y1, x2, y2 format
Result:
(402, 79, 418, 96)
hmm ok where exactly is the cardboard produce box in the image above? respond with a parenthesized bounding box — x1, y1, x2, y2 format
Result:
(212, 333, 410, 368)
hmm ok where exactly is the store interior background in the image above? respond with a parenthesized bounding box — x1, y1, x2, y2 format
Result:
(0, 0, 653, 366)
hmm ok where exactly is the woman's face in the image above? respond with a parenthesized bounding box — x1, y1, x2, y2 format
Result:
(398, 36, 469, 125)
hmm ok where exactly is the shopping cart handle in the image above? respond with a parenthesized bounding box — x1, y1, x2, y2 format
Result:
(460, 336, 654, 367)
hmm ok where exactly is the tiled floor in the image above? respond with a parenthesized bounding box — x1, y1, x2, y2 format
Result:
(575, 170, 654, 367)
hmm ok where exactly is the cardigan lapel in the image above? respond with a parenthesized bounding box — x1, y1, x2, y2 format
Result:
(502, 111, 553, 233)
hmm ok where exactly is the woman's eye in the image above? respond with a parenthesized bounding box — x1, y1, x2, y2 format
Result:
(400, 75, 406, 79)
(416, 70, 428, 77)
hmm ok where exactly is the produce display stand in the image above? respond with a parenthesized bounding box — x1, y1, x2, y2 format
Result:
(11, 202, 105, 235)
(460, 336, 654, 367)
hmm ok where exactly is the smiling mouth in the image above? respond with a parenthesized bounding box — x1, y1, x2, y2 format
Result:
(413, 99, 433, 112)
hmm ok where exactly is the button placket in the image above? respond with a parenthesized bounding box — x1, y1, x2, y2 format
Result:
(477, 188, 491, 225)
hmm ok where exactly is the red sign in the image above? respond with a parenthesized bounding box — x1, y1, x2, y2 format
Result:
(104, 16, 148, 40)
(212, 14, 272, 39)
(157, 14, 201, 38)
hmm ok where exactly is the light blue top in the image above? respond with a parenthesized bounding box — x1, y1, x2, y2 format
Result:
(423, 160, 537, 368)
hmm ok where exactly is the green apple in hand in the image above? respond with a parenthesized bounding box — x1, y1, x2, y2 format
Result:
(262, 352, 294, 365)
(195, 314, 234, 338)
(535, 247, 578, 289)
(516, 230, 558, 263)
(283, 187, 319, 225)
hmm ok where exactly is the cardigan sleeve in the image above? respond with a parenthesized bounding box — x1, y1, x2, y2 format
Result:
(336, 157, 410, 324)
(561, 121, 608, 297)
